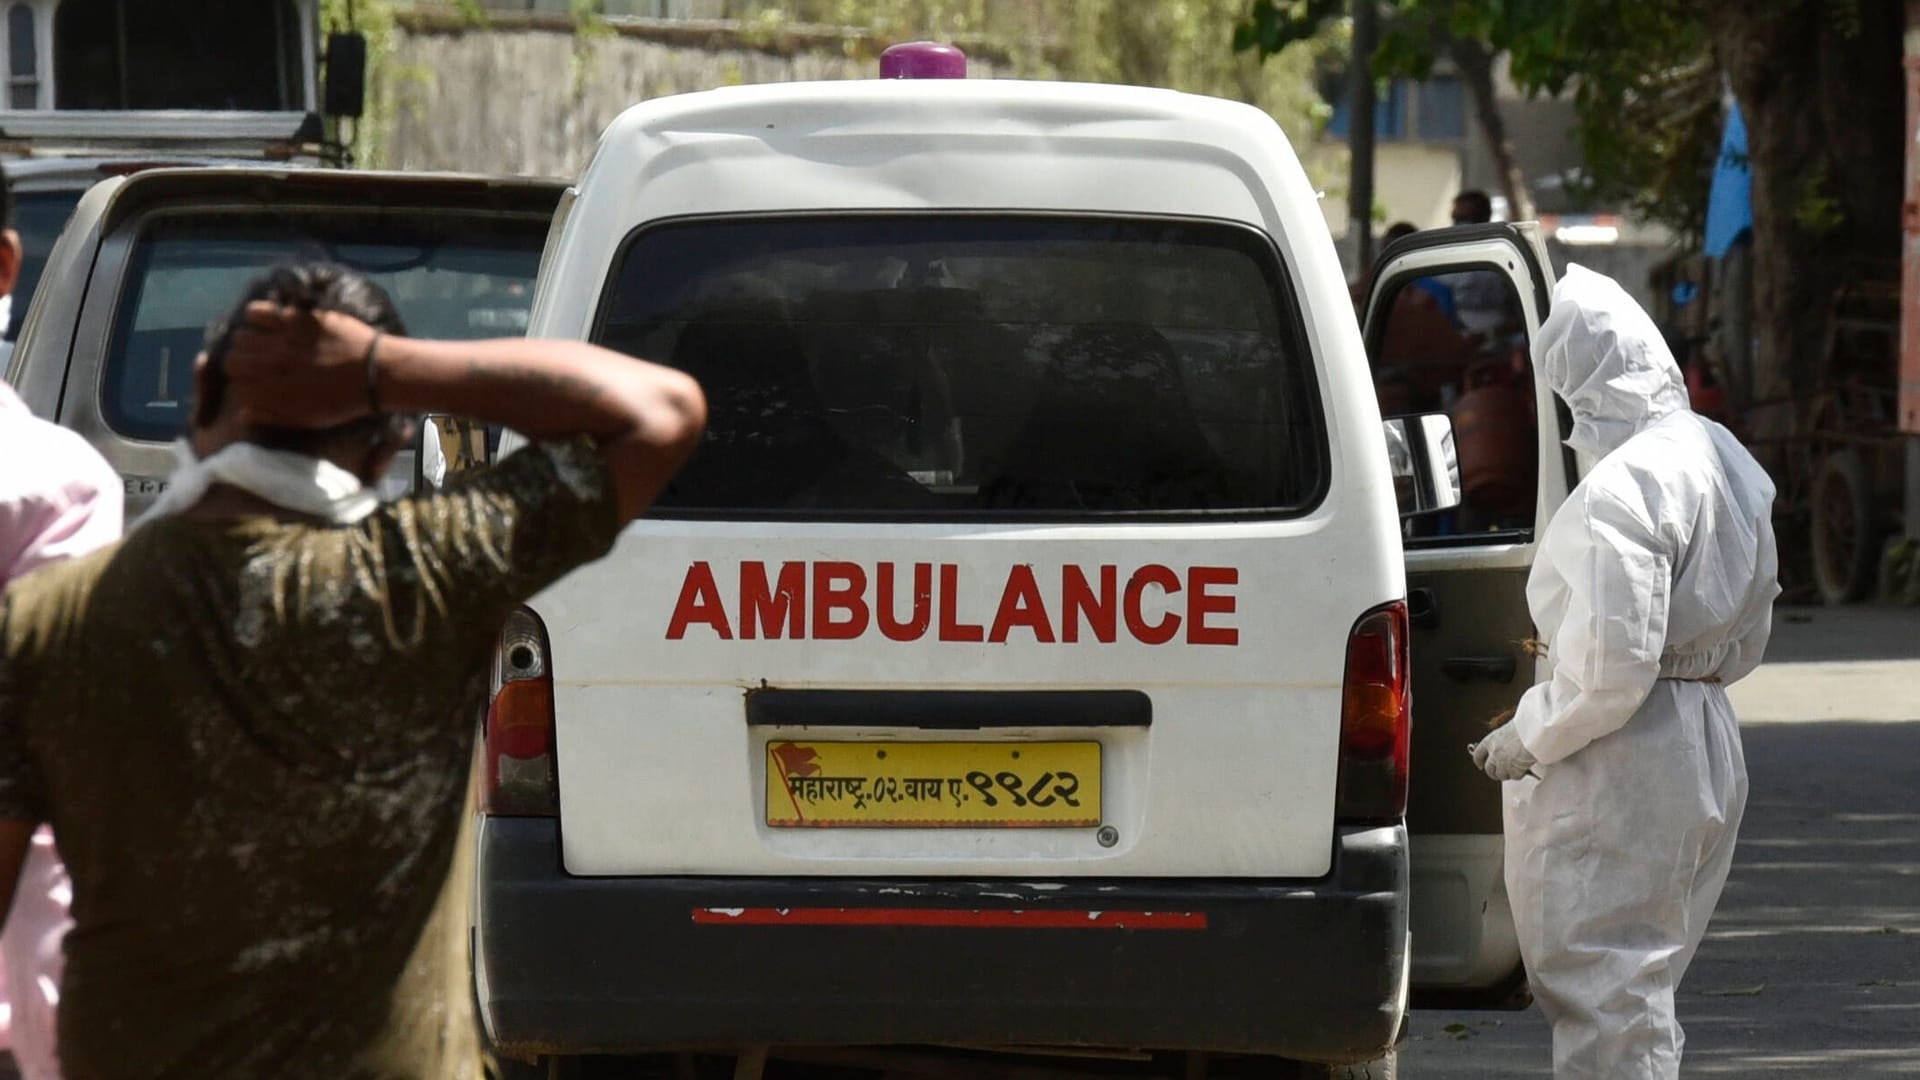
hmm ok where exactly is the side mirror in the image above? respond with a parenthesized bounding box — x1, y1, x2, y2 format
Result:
(324, 32, 368, 119)
(1383, 412, 1463, 518)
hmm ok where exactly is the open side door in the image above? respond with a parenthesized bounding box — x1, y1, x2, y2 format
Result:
(1361, 223, 1569, 1007)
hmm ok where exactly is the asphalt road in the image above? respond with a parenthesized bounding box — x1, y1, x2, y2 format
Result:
(1403, 605, 1920, 1076)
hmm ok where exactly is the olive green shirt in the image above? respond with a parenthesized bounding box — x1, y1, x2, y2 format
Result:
(0, 440, 620, 1080)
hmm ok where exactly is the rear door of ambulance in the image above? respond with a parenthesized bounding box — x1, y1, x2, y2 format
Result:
(1362, 224, 1568, 1005)
(522, 210, 1405, 883)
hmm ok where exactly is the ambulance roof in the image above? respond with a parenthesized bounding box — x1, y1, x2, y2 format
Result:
(573, 78, 1320, 231)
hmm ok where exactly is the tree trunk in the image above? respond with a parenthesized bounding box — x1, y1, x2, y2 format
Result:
(1704, 0, 1904, 446)
(1350, 0, 1379, 273)
(1449, 37, 1534, 222)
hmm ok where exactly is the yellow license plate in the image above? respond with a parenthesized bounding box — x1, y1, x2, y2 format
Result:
(765, 741, 1101, 828)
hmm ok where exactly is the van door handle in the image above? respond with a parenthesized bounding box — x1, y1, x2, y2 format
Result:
(1442, 655, 1518, 684)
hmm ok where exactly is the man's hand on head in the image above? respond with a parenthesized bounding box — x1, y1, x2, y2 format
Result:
(221, 302, 381, 429)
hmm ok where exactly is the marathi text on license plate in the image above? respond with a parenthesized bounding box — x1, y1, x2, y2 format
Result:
(765, 741, 1101, 828)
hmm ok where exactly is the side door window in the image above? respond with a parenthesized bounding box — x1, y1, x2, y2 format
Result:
(1369, 260, 1542, 540)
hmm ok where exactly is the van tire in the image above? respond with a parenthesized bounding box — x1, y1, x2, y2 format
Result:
(1323, 1056, 1396, 1080)
(1811, 448, 1878, 604)
(1263, 1052, 1396, 1080)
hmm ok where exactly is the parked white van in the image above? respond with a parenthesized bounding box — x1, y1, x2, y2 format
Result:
(474, 45, 1570, 1079)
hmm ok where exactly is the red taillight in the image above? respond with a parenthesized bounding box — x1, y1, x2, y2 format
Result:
(483, 607, 557, 816)
(1337, 602, 1411, 821)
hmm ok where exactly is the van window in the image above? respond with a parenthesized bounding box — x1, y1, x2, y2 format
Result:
(102, 212, 546, 442)
(7, 189, 84, 342)
(1368, 264, 1537, 541)
(55, 0, 302, 111)
(598, 216, 1326, 518)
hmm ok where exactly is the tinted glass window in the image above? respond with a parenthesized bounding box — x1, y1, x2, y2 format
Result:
(598, 217, 1325, 518)
(56, 0, 299, 110)
(1369, 264, 1536, 542)
(8, 190, 84, 342)
(104, 213, 545, 442)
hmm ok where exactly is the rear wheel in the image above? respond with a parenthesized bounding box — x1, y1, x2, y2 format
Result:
(1323, 1056, 1396, 1080)
(1811, 448, 1879, 604)
(1309, 1050, 1396, 1080)
(1251, 1050, 1396, 1080)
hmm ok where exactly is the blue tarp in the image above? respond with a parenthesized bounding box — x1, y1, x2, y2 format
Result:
(1703, 101, 1753, 258)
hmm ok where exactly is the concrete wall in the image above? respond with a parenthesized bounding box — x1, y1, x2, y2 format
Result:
(379, 15, 1001, 177)
(1320, 142, 1463, 240)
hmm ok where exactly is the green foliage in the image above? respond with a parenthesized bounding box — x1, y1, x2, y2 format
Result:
(320, 0, 401, 166)
(570, 0, 613, 39)
(1826, 0, 1863, 38)
(1234, 0, 1345, 55)
(1793, 162, 1846, 235)
(1234, 0, 1726, 237)
(1537, 1, 1720, 234)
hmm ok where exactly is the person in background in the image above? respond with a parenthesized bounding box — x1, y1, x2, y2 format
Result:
(0, 262, 704, 1079)
(1442, 189, 1525, 346)
(1451, 188, 1494, 226)
(0, 165, 125, 1080)
(1472, 265, 1778, 1078)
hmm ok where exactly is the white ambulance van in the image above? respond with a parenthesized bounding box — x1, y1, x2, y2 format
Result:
(474, 43, 1568, 1079)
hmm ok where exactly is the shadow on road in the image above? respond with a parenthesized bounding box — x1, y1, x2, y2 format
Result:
(1763, 605, 1920, 664)
(1405, 719, 1920, 1077)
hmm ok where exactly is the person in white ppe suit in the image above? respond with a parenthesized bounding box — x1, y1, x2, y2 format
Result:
(1472, 264, 1779, 1078)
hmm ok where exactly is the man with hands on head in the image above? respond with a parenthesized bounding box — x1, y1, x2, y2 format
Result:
(0, 262, 703, 1080)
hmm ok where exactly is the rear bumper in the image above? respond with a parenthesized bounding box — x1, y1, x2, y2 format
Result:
(474, 818, 1408, 1061)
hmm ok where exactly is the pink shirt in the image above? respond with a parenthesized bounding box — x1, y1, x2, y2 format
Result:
(0, 380, 124, 1079)
(0, 383, 123, 583)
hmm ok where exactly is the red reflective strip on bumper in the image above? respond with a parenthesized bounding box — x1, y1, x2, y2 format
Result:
(690, 907, 1206, 930)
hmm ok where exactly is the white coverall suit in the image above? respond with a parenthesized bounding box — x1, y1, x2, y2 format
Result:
(1501, 265, 1779, 1078)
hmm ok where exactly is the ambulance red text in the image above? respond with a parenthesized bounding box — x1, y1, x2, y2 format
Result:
(665, 561, 1240, 646)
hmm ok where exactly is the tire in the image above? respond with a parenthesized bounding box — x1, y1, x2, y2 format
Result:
(1261, 1051, 1397, 1080)
(1811, 448, 1879, 604)
(1320, 1051, 1396, 1080)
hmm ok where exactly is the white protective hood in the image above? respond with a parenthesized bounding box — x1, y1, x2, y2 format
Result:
(1533, 264, 1691, 458)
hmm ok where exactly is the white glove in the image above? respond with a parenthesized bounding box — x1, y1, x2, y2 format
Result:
(1472, 720, 1537, 782)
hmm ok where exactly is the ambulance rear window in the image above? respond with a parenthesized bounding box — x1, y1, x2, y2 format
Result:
(598, 216, 1326, 517)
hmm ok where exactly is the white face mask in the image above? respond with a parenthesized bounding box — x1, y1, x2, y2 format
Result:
(135, 439, 381, 528)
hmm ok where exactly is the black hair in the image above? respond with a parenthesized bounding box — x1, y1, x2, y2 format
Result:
(195, 261, 415, 454)
(1452, 189, 1493, 224)
(0, 162, 11, 230)
(1383, 221, 1418, 244)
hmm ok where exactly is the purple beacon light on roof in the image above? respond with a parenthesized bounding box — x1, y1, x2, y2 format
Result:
(880, 41, 967, 80)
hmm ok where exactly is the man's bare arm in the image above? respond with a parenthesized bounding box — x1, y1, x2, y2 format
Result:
(220, 304, 707, 521)
(379, 337, 705, 521)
